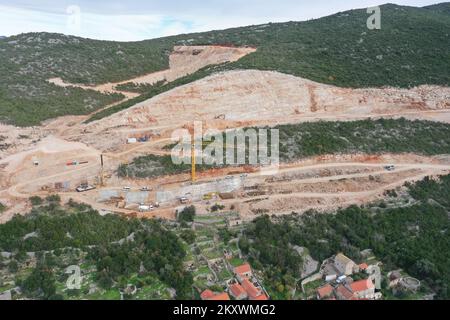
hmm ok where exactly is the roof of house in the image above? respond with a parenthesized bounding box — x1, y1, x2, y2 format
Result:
(208, 293, 231, 301)
(229, 283, 247, 298)
(336, 285, 354, 300)
(201, 289, 231, 300)
(241, 278, 262, 299)
(350, 279, 375, 293)
(359, 263, 369, 270)
(317, 284, 334, 299)
(335, 253, 355, 266)
(200, 289, 215, 300)
(234, 263, 252, 276)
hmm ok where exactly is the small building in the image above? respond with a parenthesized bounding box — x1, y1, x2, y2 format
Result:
(317, 284, 334, 300)
(234, 263, 253, 281)
(359, 263, 369, 272)
(334, 253, 356, 276)
(127, 138, 137, 144)
(200, 289, 230, 301)
(227, 218, 243, 227)
(241, 278, 267, 300)
(209, 293, 231, 301)
(224, 249, 233, 260)
(335, 285, 354, 300)
(388, 270, 402, 287)
(350, 279, 376, 299)
(325, 274, 337, 282)
(229, 283, 248, 300)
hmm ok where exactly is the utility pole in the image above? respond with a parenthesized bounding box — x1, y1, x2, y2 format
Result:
(99, 154, 105, 187)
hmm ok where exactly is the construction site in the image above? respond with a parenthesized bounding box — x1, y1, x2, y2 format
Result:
(1, 45, 450, 223)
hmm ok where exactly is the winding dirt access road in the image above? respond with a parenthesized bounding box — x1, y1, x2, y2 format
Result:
(2, 140, 449, 223)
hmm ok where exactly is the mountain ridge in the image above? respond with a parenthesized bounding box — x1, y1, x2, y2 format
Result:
(1, 2, 449, 126)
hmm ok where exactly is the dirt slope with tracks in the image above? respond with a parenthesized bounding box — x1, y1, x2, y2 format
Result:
(73, 70, 450, 151)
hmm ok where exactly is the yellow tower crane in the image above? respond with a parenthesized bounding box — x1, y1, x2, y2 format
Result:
(191, 139, 196, 183)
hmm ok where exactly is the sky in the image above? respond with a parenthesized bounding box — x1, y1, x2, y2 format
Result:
(0, 0, 443, 41)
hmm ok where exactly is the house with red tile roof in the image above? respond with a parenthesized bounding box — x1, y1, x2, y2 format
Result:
(201, 289, 215, 300)
(241, 278, 267, 300)
(350, 279, 375, 299)
(359, 263, 369, 272)
(335, 285, 354, 300)
(234, 263, 252, 281)
(209, 292, 231, 301)
(200, 289, 230, 301)
(317, 284, 334, 300)
(335, 278, 376, 300)
(229, 283, 248, 300)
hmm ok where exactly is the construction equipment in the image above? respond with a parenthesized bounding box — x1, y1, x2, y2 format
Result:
(180, 197, 189, 204)
(67, 160, 89, 166)
(76, 185, 96, 192)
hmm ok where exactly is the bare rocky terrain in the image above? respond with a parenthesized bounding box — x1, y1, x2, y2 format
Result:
(1, 45, 450, 223)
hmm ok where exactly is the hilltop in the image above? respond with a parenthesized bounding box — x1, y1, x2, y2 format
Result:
(0, 3, 449, 126)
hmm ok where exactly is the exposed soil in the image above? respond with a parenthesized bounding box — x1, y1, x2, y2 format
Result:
(1, 47, 449, 223)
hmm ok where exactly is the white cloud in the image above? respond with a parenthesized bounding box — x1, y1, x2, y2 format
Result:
(0, 1, 443, 41)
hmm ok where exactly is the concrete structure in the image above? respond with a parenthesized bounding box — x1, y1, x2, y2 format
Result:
(398, 277, 421, 293)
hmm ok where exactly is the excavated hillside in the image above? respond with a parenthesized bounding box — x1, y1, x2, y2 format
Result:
(76, 70, 450, 151)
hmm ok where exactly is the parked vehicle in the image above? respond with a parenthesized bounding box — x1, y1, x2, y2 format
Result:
(76, 185, 96, 192)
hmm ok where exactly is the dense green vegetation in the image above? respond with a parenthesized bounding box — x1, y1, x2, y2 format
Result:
(1, 175, 449, 300)
(177, 206, 196, 223)
(118, 118, 450, 178)
(114, 80, 166, 94)
(241, 174, 450, 299)
(278, 118, 450, 160)
(0, 200, 138, 252)
(2, 3, 449, 125)
(0, 32, 172, 126)
(0, 85, 123, 126)
(0, 199, 192, 299)
(88, 222, 193, 299)
(117, 154, 192, 178)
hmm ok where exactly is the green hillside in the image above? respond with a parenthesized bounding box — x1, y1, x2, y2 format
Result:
(1, 3, 449, 126)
